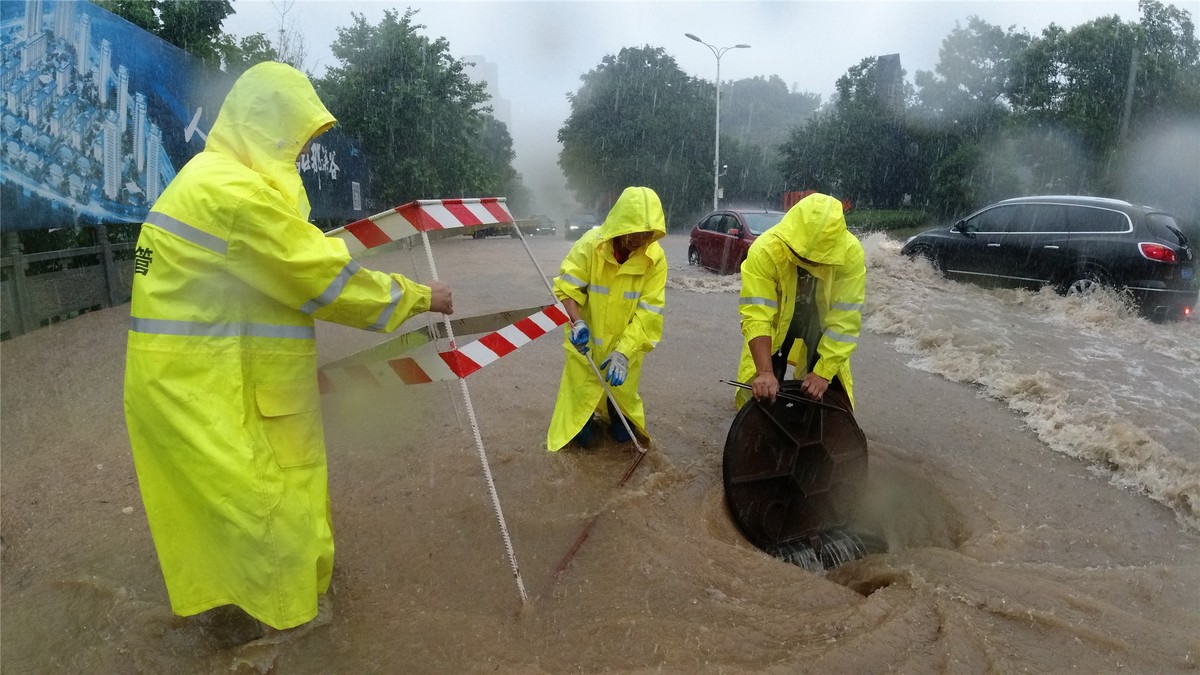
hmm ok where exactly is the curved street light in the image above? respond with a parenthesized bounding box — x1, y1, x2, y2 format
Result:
(685, 33, 750, 211)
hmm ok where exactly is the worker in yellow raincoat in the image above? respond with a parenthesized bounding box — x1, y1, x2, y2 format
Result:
(547, 186, 667, 451)
(736, 192, 864, 409)
(123, 62, 453, 638)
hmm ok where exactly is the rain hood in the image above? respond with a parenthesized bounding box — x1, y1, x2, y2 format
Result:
(769, 193, 850, 266)
(203, 61, 335, 220)
(595, 186, 667, 245)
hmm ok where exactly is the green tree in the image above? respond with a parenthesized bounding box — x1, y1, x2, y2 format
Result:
(315, 9, 509, 207)
(722, 75, 822, 148)
(94, 0, 161, 33)
(155, 0, 235, 66)
(469, 115, 517, 196)
(1008, 1, 1200, 192)
(97, 0, 277, 73)
(911, 17, 1031, 215)
(720, 75, 822, 207)
(913, 17, 1029, 134)
(779, 56, 917, 209)
(557, 45, 713, 225)
(215, 32, 281, 76)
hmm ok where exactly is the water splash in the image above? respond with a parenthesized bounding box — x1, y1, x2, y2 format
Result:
(767, 528, 886, 572)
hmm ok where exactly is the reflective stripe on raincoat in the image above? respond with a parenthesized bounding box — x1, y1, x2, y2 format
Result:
(546, 187, 667, 451)
(735, 193, 865, 409)
(123, 63, 432, 630)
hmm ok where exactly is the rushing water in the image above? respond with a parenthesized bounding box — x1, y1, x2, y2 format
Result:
(858, 233, 1200, 532)
(3, 233, 1198, 672)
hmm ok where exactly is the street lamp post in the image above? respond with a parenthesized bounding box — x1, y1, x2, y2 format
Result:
(685, 33, 749, 211)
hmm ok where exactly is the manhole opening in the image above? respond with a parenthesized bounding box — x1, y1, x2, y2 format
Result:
(723, 381, 883, 571)
(766, 527, 887, 573)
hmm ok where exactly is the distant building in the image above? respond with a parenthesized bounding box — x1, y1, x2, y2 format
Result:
(117, 64, 128, 134)
(875, 54, 904, 117)
(76, 14, 90, 76)
(96, 38, 110, 104)
(21, 29, 48, 70)
(54, 0, 74, 43)
(146, 122, 162, 202)
(103, 110, 119, 199)
(24, 0, 43, 40)
(133, 92, 146, 171)
(462, 55, 511, 128)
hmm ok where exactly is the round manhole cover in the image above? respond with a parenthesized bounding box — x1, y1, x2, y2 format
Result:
(722, 381, 868, 550)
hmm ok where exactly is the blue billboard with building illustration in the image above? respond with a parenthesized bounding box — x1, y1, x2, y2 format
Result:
(0, 0, 367, 231)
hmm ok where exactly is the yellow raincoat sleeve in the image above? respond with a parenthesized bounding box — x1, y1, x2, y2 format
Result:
(227, 187, 432, 331)
(553, 237, 592, 306)
(612, 252, 667, 356)
(738, 245, 781, 343)
(812, 240, 865, 381)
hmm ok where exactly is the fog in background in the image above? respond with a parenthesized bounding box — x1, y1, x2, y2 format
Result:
(225, 1, 1177, 219)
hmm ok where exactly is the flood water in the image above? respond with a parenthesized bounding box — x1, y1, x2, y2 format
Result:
(2, 232, 1198, 673)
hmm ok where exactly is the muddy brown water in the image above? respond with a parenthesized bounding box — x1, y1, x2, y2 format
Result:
(2, 233, 1197, 673)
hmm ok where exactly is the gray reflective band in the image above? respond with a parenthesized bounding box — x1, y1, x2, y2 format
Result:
(637, 301, 663, 315)
(592, 336, 605, 345)
(300, 260, 361, 316)
(624, 290, 642, 300)
(588, 284, 610, 295)
(740, 296, 778, 308)
(130, 317, 315, 339)
(144, 211, 227, 255)
(559, 273, 586, 288)
(832, 301, 864, 312)
(823, 328, 857, 344)
(367, 279, 404, 332)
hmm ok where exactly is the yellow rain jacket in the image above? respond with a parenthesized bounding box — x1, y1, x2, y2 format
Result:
(735, 193, 865, 409)
(123, 62, 432, 630)
(547, 187, 667, 451)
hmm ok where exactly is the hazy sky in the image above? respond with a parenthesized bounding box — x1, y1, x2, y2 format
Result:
(224, 0, 1164, 213)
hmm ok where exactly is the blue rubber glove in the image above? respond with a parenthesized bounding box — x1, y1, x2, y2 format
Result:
(600, 351, 628, 387)
(568, 319, 590, 354)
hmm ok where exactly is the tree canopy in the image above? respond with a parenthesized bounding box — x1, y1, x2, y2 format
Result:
(557, 46, 713, 223)
(778, 1, 1199, 222)
(314, 9, 515, 209)
(96, 0, 282, 74)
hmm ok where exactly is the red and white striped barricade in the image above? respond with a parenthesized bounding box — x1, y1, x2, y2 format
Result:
(317, 303, 569, 394)
(327, 198, 514, 254)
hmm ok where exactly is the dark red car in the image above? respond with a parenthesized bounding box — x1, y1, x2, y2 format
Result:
(688, 208, 785, 274)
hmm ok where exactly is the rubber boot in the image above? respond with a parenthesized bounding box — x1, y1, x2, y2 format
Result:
(572, 419, 594, 448)
(608, 398, 632, 443)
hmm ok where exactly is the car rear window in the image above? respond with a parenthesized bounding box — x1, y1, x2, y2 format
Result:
(742, 212, 783, 235)
(1143, 213, 1187, 245)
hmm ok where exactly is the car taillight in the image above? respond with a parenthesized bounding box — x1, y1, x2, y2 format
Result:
(1139, 242, 1178, 263)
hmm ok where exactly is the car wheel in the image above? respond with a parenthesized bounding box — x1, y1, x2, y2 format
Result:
(907, 245, 943, 275)
(688, 247, 701, 266)
(1060, 266, 1111, 296)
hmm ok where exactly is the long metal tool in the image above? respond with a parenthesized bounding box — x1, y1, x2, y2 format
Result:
(510, 223, 647, 461)
(719, 378, 853, 414)
(421, 230, 528, 604)
(514, 226, 652, 587)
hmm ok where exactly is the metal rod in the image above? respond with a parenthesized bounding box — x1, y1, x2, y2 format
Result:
(421, 231, 528, 604)
(719, 379, 848, 414)
(514, 219, 647, 458)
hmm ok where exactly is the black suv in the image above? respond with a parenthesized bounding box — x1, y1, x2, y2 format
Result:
(902, 196, 1197, 321)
